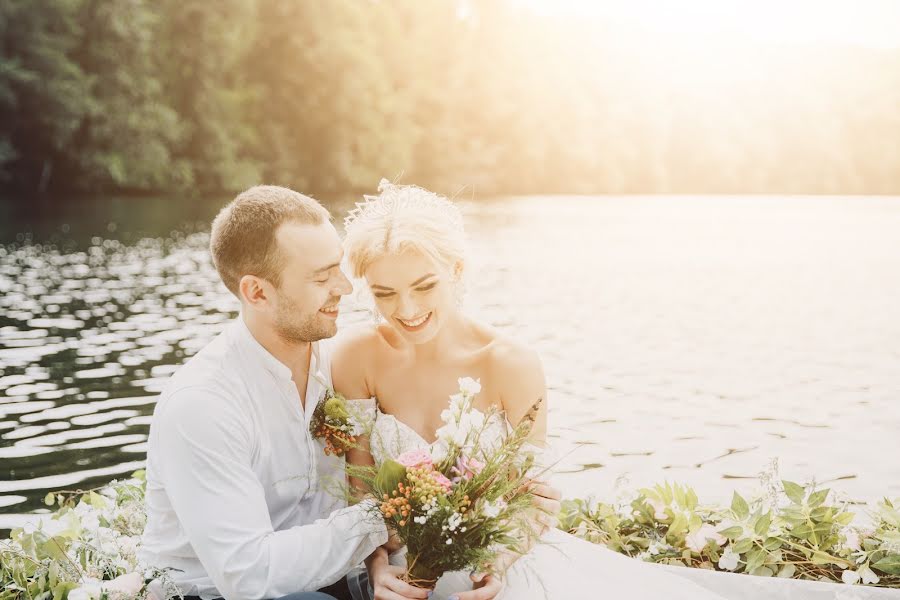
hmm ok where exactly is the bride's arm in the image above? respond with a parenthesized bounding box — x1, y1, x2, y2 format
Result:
(331, 329, 404, 568)
(491, 341, 561, 571)
(331, 327, 378, 494)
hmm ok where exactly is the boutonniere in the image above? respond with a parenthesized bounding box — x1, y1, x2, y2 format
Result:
(309, 383, 358, 457)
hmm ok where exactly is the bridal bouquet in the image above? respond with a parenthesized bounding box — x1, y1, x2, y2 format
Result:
(349, 378, 543, 588)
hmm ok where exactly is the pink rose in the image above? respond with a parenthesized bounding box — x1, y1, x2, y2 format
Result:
(432, 472, 453, 490)
(396, 449, 433, 468)
(452, 456, 485, 481)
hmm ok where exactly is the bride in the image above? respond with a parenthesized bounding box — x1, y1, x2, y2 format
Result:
(331, 181, 893, 600)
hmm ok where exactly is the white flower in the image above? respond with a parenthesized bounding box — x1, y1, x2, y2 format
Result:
(637, 551, 652, 561)
(648, 541, 666, 556)
(80, 511, 100, 532)
(718, 547, 740, 571)
(647, 497, 668, 520)
(685, 524, 727, 553)
(430, 440, 449, 463)
(435, 421, 468, 447)
(103, 572, 143, 596)
(458, 377, 481, 396)
(858, 565, 880, 585)
(842, 569, 861, 585)
(445, 538, 453, 545)
(69, 579, 103, 600)
(481, 499, 505, 519)
(842, 529, 862, 551)
(447, 512, 463, 531)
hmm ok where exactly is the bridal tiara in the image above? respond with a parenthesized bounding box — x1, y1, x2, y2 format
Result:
(343, 178, 465, 234)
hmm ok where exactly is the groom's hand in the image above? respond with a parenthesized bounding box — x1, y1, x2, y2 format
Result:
(366, 547, 431, 600)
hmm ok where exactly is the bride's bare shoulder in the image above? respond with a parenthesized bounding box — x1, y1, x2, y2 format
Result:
(331, 325, 386, 396)
(487, 334, 544, 385)
(486, 333, 547, 429)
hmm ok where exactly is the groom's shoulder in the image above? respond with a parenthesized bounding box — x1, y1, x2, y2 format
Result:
(161, 326, 245, 402)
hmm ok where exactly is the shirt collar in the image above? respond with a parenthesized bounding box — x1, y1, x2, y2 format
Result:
(233, 315, 320, 384)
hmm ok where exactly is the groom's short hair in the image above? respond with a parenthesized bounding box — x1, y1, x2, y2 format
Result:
(210, 185, 331, 297)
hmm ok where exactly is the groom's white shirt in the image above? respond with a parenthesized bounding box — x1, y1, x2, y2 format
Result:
(139, 316, 387, 600)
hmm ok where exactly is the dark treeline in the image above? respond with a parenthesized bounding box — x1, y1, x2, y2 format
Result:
(2, 0, 900, 199)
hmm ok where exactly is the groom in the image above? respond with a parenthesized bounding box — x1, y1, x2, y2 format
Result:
(139, 186, 513, 600)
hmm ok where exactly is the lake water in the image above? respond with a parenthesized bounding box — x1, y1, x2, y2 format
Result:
(2, 194, 899, 528)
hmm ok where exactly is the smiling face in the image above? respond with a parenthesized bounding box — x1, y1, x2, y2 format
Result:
(267, 220, 352, 343)
(365, 249, 460, 345)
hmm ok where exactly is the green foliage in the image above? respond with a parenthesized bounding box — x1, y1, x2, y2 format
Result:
(3, 0, 900, 196)
(561, 476, 900, 589)
(0, 471, 173, 600)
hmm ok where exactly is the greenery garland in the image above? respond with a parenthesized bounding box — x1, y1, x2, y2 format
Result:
(3, 467, 898, 599)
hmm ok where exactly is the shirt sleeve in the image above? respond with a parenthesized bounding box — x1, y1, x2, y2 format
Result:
(154, 386, 388, 600)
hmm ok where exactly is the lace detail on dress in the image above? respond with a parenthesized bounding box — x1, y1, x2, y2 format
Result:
(344, 398, 510, 467)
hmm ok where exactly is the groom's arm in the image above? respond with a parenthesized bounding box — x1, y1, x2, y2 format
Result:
(153, 387, 388, 600)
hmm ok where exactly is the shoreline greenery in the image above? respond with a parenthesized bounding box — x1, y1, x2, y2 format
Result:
(3, 468, 898, 599)
(3, 1, 900, 199)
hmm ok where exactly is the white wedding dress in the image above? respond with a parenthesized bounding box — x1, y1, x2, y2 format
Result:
(348, 399, 897, 600)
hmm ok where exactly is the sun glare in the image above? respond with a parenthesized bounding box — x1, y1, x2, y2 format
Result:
(521, 0, 900, 48)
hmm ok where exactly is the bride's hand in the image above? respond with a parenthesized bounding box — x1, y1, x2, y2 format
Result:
(384, 530, 404, 553)
(526, 479, 561, 535)
(452, 571, 503, 600)
(366, 547, 430, 600)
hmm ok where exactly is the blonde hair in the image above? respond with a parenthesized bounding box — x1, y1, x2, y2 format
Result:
(343, 180, 467, 279)
(210, 185, 330, 296)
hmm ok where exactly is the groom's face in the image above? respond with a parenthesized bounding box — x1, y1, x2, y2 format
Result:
(270, 221, 352, 343)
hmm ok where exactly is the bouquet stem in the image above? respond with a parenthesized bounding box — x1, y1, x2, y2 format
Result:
(404, 556, 441, 589)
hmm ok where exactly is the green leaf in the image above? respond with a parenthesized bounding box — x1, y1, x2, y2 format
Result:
(668, 512, 688, 537)
(873, 555, 900, 575)
(731, 492, 749, 520)
(834, 512, 855, 526)
(685, 488, 699, 511)
(52, 582, 78, 600)
(763, 537, 782, 550)
(777, 564, 796, 578)
(374, 460, 407, 497)
(811, 522, 833, 545)
(782, 480, 805, 504)
(718, 526, 744, 539)
(807, 488, 830, 508)
(810, 550, 837, 566)
(733, 538, 754, 554)
(744, 546, 766, 573)
(754, 512, 772, 537)
(791, 523, 812, 540)
(688, 514, 702, 532)
(809, 506, 832, 522)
